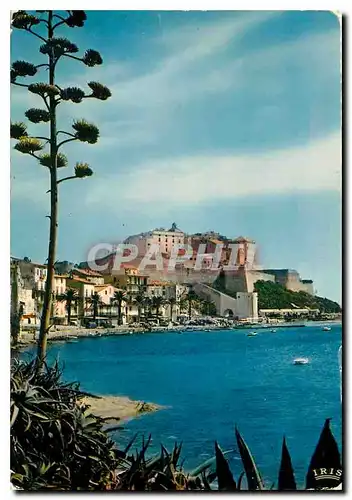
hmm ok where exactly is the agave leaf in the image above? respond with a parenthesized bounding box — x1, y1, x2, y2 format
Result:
(305, 419, 342, 490)
(235, 426, 264, 490)
(124, 433, 138, 456)
(214, 441, 237, 491)
(278, 437, 297, 490)
(189, 449, 234, 477)
(10, 404, 19, 427)
(237, 471, 245, 490)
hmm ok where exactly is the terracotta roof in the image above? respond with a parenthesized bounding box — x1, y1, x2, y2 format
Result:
(148, 280, 173, 286)
(67, 277, 94, 285)
(73, 268, 103, 277)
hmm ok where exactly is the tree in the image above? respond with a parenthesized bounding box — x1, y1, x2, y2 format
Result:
(185, 289, 197, 320)
(112, 291, 126, 325)
(11, 11, 111, 370)
(134, 293, 145, 323)
(58, 288, 78, 325)
(168, 297, 177, 321)
(200, 298, 217, 316)
(87, 292, 102, 321)
(152, 296, 164, 322)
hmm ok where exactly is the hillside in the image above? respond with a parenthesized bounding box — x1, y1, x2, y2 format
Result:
(253, 280, 341, 313)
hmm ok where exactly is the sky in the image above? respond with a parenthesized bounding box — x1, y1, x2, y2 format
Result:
(10, 10, 341, 302)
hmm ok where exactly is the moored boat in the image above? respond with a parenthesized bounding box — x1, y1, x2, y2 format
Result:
(293, 357, 309, 365)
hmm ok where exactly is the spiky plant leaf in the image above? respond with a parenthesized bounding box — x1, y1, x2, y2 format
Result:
(39, 153, 68, 169)
(12, 11, 40, 29)
(11, 122, 28, 139)
(14, 138, 44, 154)
(235, 427, 264, 490)
(25, 108, 50, 124)
(189, 449, 234, 477)
(60, 87, 85, 103)
(214, 441, 237, 491)
(305, 419, 342, 490)
(40, 38, 79, 57)
(87, 82, 111, 101)
(82, 49, 103, 67)
(72, 120, 99, 144)
(66, 11, 87, 27)
(12, 60, 37, 78)
(278, 437, 296, 491)
(75, 162, 93, 178)
(28, 83, 60, 97)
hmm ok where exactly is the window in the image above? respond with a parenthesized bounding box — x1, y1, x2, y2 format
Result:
(105, 290, 107, 295)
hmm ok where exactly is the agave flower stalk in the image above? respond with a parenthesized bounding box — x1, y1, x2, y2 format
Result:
(11, 10, 111, 370)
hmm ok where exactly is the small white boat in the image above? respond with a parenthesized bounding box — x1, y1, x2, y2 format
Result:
(293, 357, 309, 365)
(271, 329, 277, 333)
(322, 326, 331, 331)
(247, 332, 258, 337)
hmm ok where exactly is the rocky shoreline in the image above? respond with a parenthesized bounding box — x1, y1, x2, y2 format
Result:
(82, 394, 164, 424)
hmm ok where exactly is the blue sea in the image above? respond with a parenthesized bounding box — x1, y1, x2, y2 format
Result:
(22, 323, 342, 488)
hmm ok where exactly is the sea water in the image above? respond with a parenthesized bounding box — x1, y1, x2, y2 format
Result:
(22, 323, 342, 488)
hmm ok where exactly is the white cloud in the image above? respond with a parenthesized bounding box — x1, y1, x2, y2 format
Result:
(85, 132, 341, 210)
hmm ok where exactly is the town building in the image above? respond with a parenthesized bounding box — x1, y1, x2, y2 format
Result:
(124, 222, 185, 257)
(71, 267, 105, 285)
(104, 265, 148, 296)
(66, 276, 95, 320)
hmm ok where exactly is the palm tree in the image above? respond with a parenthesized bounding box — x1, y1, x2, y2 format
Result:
(87, 292, 102, 321)
(58, 289, 78, 325)
(186, 289, 198, 320)
(134, 293, 145, 323)
(168, 297, 177, 321)
(143, 297, 152, 320)
(152, 296, 164, 323)
(112, 290, 126, 325)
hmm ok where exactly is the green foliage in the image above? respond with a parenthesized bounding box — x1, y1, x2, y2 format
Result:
(40, 38, 79, 56)
(72, 119, 99, 144)
(254, 280, 341, 313)
(39, 153, 68, 169)
(83, 49, 103, 67)
(87, 82, 112, 100)
(11, 122, 28, 139)
(11, 360, 119, 491)
(14, 137, 44, 154)
(75, 162, 93, 177)
(60, 87, 85, 103)
(25, 108, 50, 124)
(12, 60, 37, 77)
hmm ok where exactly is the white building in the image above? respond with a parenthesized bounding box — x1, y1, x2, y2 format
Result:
(125, 223, 185, 257)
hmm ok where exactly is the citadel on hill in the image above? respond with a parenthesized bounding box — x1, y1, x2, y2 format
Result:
(11, 223, 340, 330)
